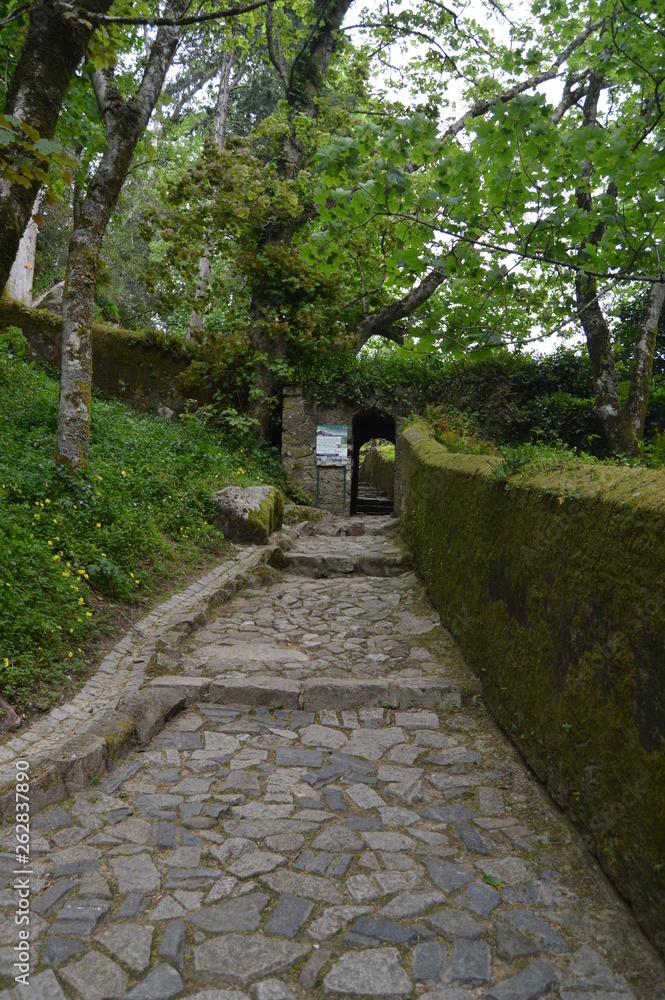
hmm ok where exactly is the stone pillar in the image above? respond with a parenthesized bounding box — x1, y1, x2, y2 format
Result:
(282, 389, 353, 514)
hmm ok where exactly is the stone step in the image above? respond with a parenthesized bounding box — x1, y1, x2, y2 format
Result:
(356, 498, 394, 515)
(282, 550, 409, 576)
(148, 674, 461, 711)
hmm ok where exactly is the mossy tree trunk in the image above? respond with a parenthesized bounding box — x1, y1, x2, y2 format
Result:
(55, 11, 185, 472)
(0, 0, 113, 291)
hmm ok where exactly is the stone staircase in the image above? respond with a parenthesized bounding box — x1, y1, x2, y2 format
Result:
(355, 483, 393, 515)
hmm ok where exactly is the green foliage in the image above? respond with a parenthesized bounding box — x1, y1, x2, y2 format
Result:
(641, 432, 665, 470)
(0, 348, 284, 710)
(490, 442, 598, 483)
(0, 113, 76, 192)
(424, 404, 496, 455)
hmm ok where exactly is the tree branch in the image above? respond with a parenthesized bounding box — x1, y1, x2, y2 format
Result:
(351, 266, 447, 347)
(444, 17, 606, 138)
(64, 0, 267, 26)
(90, 67, 110, 121)
(265, 1, 289, 91)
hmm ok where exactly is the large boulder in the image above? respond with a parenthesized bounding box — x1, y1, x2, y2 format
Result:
(212, 485, 284, 544)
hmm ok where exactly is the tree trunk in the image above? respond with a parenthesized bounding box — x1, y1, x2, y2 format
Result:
(55, 15, 184, 472)
(186, 50, 236, 342)
(0, 0, 113, 291)
(247, 288, 288, 441)
(574, 74, 665, 457)
(625, 281, 665, 447)
(185, 254, 212, 343)
(574, 272, 627, 452)
(5, 193, 40, 305)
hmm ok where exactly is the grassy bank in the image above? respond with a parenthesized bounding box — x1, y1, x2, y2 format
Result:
(0, 329, 284, 711)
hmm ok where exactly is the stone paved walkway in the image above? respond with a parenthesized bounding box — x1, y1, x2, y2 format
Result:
(3, 515, 664, 1000)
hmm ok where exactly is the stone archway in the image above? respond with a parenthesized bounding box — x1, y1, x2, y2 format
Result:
(350, 408, 396, 515)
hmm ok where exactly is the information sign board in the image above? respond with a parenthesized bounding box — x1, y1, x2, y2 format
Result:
(316, 424, 348, 466)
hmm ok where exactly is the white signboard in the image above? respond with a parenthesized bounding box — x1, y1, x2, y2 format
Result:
(316, 424, 348, 466)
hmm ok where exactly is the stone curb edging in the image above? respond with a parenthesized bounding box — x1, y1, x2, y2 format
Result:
(148, 673, 461, 713)
(0, 544, 279, 821)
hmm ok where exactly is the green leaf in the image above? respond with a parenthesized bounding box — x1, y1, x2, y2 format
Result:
(33, 138, 64, 156)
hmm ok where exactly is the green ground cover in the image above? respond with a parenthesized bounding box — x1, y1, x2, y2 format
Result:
(0, 328, 284, 711)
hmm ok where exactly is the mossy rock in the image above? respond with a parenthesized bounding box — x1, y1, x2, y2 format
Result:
(283, 504, 325, 525)
(212, 486, 284, 544)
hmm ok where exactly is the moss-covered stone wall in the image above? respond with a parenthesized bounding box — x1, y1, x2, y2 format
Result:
(0, 297, 208, 415)
(360, 444, 396, 498)
(400, 425, 665, 955)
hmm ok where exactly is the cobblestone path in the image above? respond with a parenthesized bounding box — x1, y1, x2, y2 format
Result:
(3, 516, 664, 999)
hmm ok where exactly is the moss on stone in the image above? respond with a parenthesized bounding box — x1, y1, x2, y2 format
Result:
(247, 488, 284, 540)
(0, 295, 206, 415)
(361, 444, 396, 498)
(400, 427, 665, 955)
(283, 504, 325, 525)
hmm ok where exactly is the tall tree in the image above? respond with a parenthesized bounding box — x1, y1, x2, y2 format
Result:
(55, 4, 189, 471)
(186, 43, 246, 341)
(247, 0, 356, 438)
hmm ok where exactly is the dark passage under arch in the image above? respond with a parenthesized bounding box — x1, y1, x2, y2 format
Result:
(350, 408, 396, 515)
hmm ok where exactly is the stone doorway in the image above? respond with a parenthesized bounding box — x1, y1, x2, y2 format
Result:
(350, 408, 396, 515)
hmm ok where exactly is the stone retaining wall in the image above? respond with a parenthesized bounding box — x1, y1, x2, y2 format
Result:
(0, 296, 208, 416)
(399, 424, 665, 956)
(360, 445, 396, 498)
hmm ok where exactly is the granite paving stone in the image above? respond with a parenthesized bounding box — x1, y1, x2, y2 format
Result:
(264, 893, 314, 937)
(13, 970, 67, 999)
(110, 854, 160, 894)
(193, 935, 310, 984)
(488, 960, 557, 1000)
(455, 880, 501, 916)
(158, 919, 187, 967)
(43, 935, 87, 966)
(412, 941, 446, 982)
(251, 980, 296, 1000)
(59, 950, 129, 999)
(449, 939, 492, 985)
(323, 948, 412, 996)
(427, 908, 486, 940)
(376, 887, 446, 919)
(95, 922, 154, 972)
(344, 915, 419, 946)
(188, 893, 270, 932)
(423, 858, 474, 892)
(124, 962, 186, 999)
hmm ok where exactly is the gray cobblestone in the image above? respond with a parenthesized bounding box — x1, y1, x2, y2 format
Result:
(2, 516, 660, 999)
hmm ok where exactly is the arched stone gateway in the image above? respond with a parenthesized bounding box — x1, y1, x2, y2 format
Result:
(350, 408, 396, 515)
(281, 390, 403, 515)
